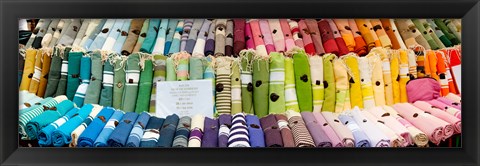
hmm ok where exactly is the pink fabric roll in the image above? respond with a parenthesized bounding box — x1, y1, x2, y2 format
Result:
(245, 22, 255, 49)
(268, 19, 285, 52)
(428, 99, 461, 119)
(249, 19, 268, 57)
(436, 97, 461, 110)
(414, 101, 461, 134)
(445, 93, 461, 103)
(367, 107, 411, 147)
(259, 19, 276, 54)
(305, 19, 325, 56)
(321, 112, 355, 147)
(280, 19, 295, 51)
(298, 20, 316, 56)
(312, 112, 344, 147)
(326, 19, 350, 56)
(288, 19, 304, 48)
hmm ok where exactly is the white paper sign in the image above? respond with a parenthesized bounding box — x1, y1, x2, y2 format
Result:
(156, 80, 213, 118)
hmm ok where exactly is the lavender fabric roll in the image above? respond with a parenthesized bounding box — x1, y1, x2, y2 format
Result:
(218, 114, 232, 147)
(107, 112, 138, 147)
(157, 114, 179, 147)
(192, 20, 212, 57)
(228, 113, 250, 147)
(225, 20, 234, 57)
(139, 116, 164, 147)
(338, 114, 371, 147)
(233, 19, 246, 56)
(301, 112, 333, 147)
(436, 97, 461, 110)
(246, 115, 265, 147)
(185, 19, 204, 54)
(260, 114, 283, 147)
(164, 19, 179, 55)
(201, 117, 219, 147)
(204, 20, 216, 56)
(126, 112, 151, 147)
(173, 116, 191, 147)
(181, 19, 193, 51)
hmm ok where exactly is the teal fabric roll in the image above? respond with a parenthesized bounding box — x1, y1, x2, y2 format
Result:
(72, 56, 91, 107)
(112, 56, 127, 110)
(164, 19, 179, 55)
(140, 19, 161, 53)
(189, 57, 205, 80)
(19, 97, 61, 139)
(99, 54, 115, 107)
(121, 53, 141, 112)
(84, 51, 104, 104)
(44, 47, 63, 97)
(168, 20, 184, 55)
(25, 100, 75, 140)
(55, 47, 72, 97)
(66, 51, 83, 100)
(151, 19, 169, 55)
(134, 56, 154, 113)
(293, 50, 313, 112)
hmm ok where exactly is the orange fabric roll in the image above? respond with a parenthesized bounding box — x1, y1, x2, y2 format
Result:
(435, 51, 449, 96)
(380, 19, 401, 49)
(348, 19, 367, 56)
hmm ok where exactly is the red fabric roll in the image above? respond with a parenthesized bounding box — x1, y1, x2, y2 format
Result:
(298, 20, 316, 56)
(317, 19, 339, 55)
(326, 19, 349, 56)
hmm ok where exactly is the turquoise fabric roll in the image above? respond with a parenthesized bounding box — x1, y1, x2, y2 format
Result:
(66, 51, 83, 100)
(72, 56, 91, 107)
(164, 19, 179, 55)
(84, 51, 104, 104)
(52, 104, 94, 147)
(25, 100, 75, 140)
(140, 19, 161, 53)
(168, 20, 184, 55)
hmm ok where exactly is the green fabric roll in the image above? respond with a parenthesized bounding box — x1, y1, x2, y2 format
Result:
(268, 52, 285, 114)
(215, 56, 232, 115)
(189, 57, 205, 80)
(293, 50, 312, 112)
(150, 55, 167, 113)
(322, 53, 336, 112)
(203, 55, 216, 114)
(231, 58, 242, 114)
(434, 19, 460, 45)
(54, 47, 72, 97)
(174, 52, 190, 81)
(284, 56, 300, 112)
(99, 55, 115, 107)
(44, 47, 63, 97)
(135, 56, 154, 113)
(418, 19, 446, 49)
(132, 19, 150, 53)
(112, 56, 127, 110)
(252, 56, 270, 117)
(240, 50, 254, 114)
(166, 57, 177, 81)
(84, 51, 104, 104)
(121, 53, 141, 112)
(412, 19, 439, 50)
(66, 51, 83, 100)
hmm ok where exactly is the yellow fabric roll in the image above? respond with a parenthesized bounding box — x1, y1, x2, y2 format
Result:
(37, 48, 53, 97)
(358, 57, 375, 109)
(399, 49, 410, 102)
(28, 49, 44, 94)
(333, 59, 349, 113)
(20, 49, 38, 91)
(309, 56, 324, 112)
(342, 54, 363, 109)
(366, 50, 386, 106)
(389, 50, 401, 104)
(371, 48, 393, 105)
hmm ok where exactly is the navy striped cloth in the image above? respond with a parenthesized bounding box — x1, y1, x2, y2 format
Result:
(157, 114, 179, 147)
(140, 116, 165, 147)
(172, 116, 191, 147)
(107, 112, 138, 147)
(228, 113, 250, 147)
(126, 112, 151, 147)
(77, 107, 115, 147)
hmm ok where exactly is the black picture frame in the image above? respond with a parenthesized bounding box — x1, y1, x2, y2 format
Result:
(1, 0, 479, 165)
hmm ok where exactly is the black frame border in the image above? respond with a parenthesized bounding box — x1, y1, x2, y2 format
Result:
(1, 0, 479, 166)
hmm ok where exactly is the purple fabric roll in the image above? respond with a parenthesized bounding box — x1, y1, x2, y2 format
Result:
(301, 112, 332, 147)
(246, 115, 265, 147)
(180, 19, 193, 51)
(218, 114, 232, 147)
(233, 19, 246, 56)
(204, 20, 216, 56)
(259, 114, 283, 147)
(201, 117, 219, 147)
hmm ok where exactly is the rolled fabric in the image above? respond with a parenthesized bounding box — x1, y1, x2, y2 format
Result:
(298, 20, 316, 55)
(102, 19, 126, 51)
(367, 107, 411, 147)
(333, 58, 351, 112)
(27, 49, 45, 94)
(51, 104, 94, 147)
(435, 51, 449, 96)
(139, 19, 160, 53)
(54, 47, 72, 97)
(301, 112, 332, 147)
(233, 19, 246, 55)
(310, 56, 324, 112)
(181, 19, 193, 52)
(252, 55, 270, 117)
(40, 19, 60, 48)
(157, 114, 180, 147)
(218, 114, 232, 147)
(192, 20, 212, 57)
(72, 56, 91, 107)
(84, 51, 104, 104)
(334, 19, 355, 52)
(407, 102, 455, 140)
(327, 19, 350, 56)
(398, 49, 409, 102)
(112, 56, 127, 110)
(317, 19, 340, 56)
(77, 107, 115, 147)
(259, 19, 276, 54)
(260, 114, 283, 147)
(412, 49, 421, 78)
(412, 19, 439, 50)
(79, 19, 106, 50)
(284, 56, 300, 112)
(18, 91, 38, 108)
(354, 19, 378, 51)
(26, 100, 75, 140)
(188, 114, 205, 147)
(372, 48, 394, 105)
(425, 50, 439, 80)
(172, 116, 191, 147)
(204, 55, 217, 114)
(214, 19, 227, 56)
(57, 19, 81, 47)
(121, 53, 141, 112)
(134, 57, 154, 113)
(437, 97, 461, 110)
(389, 50, 401, 104)
(312, 112, 343, 147)
(110, 20, 130, 53)
(36, 49, 52, 97)
(445, 93, 461, 103)
(225, 20, 234, 56)
(275, 114, 295, 147)
(382, 106, 429, 147)
(240, 50, 255, 114)
(268, 52, 285, 114)
(201, 117, 219, 147)
(98, 55, 115, 107)
(369, 19, 392, 48)
(44, 47, 63, 97)
(433, 19, 460, 45)
(31, 19, 52, 49)
(427, 19, 453, 47)
(231, 59, 242, 114)
(366, 49, 386, 106)
(245, 115, 265, 147)
(292, 50, 313, 112)
(228, 113, 250, 147)
(305, 19, 325, 56)
(132, 19, 150, 53)
(149, 55, 167, 113)
(322, 53, 336, 112)
(416, 19, 446, 49)
(245, 21, 255, 49)
(125, 112, 151, 147)
(286, 110, 315, 147)
(288, 19, 304, 48)
(280, 19, 295, 51)
(72, 19, 91, 47)
(414, 101, 461, 134)
(19, 96, 66, 139)
(139, 116, 164, 147)
(249, 19, 268, 57)
(358, 56, 376, 109)
(348, 19, 368, 56)
(380, 19, 406, 49)
(65, 51, 83, 100)
(173, 52, 190, 81)
(88, 19, 115, 51)
(350, 108, 390, 147)
(165, 56, 176, 81)
(360, 110, 404, 147)
(215, 56, 232, 114)
(189, 57, 205, 80)
(321, 112, 355, 147)
(338, 113, 370, 147)
(184, 19, 204, 54)
(163, 19, 178, 55)
(19, 49, 37, 91)
(25, 19, 49, 48)
(428, 99, 461, 119)
(93, 110, 124, 147)
(268, 19, 285, 52)
(168, 20, 184, 55)
(107, 112, 139, 147)
(38, 107, 79, 147)
(395, 19, 430, 49)
(69, 104, 103, 147)
(204, 20, 216, 56)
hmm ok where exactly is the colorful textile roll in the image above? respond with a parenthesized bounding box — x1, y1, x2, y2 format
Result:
(312, 112, 343, 147)
(88, 19, 115, 51)
(121, 53, 141, 112)
(437, 97, 461, 110)
(358, 57, 375, 109)
(112, 56, 127, 110)
(54, 47, 72, 97)
(433, 19, 460, 45)
(286, 110, 315, 147)
(292, 50, 313, 112)
(389, 50, 401, 104)
(26, 100, 75, 140)
(240, 50, 255, 114)
(140, 116, 164, 147)
(225, 20, 234, 56)
(327, 19, 349, 56)
(416, 19, 446, 49)
(214, 19, 227, 56)
(382, 106, 429, 147)
(27, 49, 44, 94)
(354, 19, 377, 51)
(181, 19, 193, 52)
(288, 19, 304, 48)
(158, 114, 180, 147)
(260, 114, 283, 147)
(132, 19, 150, 53)
(333, 58, 350, 112)
(38, 107, 79, 147)
(166, 56, 177, 81)
(298, 20, 317, 55)
(284, 56, 300, 112)
(31, 19, 52, 48)
(373, 48, 394, 105)
(77, 107, 115, 147)
(218, 114, 232, 147)
(252, 55, 270, 117)
(72, 56, 91, 107)
(428, 99, 461, 119)
(305, 19, 325, 55)
(348, 19, 368, 56)
(215, 56, 233, 114)
(367, 107, 411, 146)
(20, 49, 37, 91)
(414, 101, 461, 134)
(69, 104, 103, 147)
(350, 108, 390, 147)
(233, 19, 246, 55)
(268, 19, 285, 52)
(112, 19, 132, 54)
(398, 49, 409, 102)
(369, 19, 392, 48)
(44, 47, 63, 97)
(98, 56, 114, 107)
(268, 52, 285, 114)
(245, 115, 265, 147)
(231, 58, 242, 114)
(172, 116, 191, 147)
(322, 53, 336, 112)
(435, 51, 450, 96)
(173, 52, 190, 81)
(188, 114, 204, 147)
(19, 96, 66, 139)
(310, 56, 324, 112)
(79, 19, 106, 49)
(37, 49, 53, 97)
(380, 19, 406, 49)
(249, 19, 268, 57)
(301, 112, 332, 147)
(334, 19, 355, 52)
(228, 113, 250, 147)
(445, 93, 461, 103)
(202, 117, 219, 147)
(245, 21, 255, 49)
(427, 19, 453, 47)
(139, 19, 160, 53)
(149, 55, 167, 113)
(84, 51, 104, 104)
(280, 19, 295, 51)
(321, 112, 355, 147)
(56, 19, 80, 47)
(126, 112, 151, 147)
(204, 55, 217, 114)
(204, 20, 216, 56)
(102, 19, 126, 51)
(360, 110, 403, 147)
(192, 20, 212, 57)
(366, 49, 386, 106)
(338, 113, 370, 147)
(395, 19, 430, 49)
(259, 19, 276, 54)
(168, 20, 184, 55)
(189, 57, 205, 80)
(93, 110, 125, 147)
(412, 19, 439, 50)
(66, 51, 83, 100)
(275, 114, 295, 147)
(107, 112, 139, 147)
(185, 19, 204, 54)
(134, 56, 154, 113)
(446, 19, 461, 40)
(51, 104, 94, 147)
(163, 19, 178, 55)
(25, 19, 49, 48)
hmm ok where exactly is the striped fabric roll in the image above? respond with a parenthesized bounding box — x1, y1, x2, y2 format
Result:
(228, 113, 250, 147)
(140, 116, 164, 147)
(38, 107, 79, 146)
(19, 96, 66, 139)
(26, 100, 75, 140)
(288, 19, 304, 48)
(28, 49, 44, 94)
(366, 50, 386, 106)
(260, 114, 283, 147)
(333, 58, 350, 113)
(192, 20, 212, 57)
(360, 110, 402, 147)
(367, 107, 411, 147)
(310, 56, 324, 112)
(185, 19, 204, 54)
(204, 20, 216, 56)
(215, 56, 232, 114)
(31, 19, 53, 48)
(268, 19, 285, 52)
(350, 108, 390, 147)
(80, 19, 106, 50)
(72, 56, 91, 107)
(218, 114, 232, 147)
(285, 110, 315, 147)
(93, 110, 125, 147)
(338, 113, 371, 147)
(164, 19, 179, 55)
(88, 19, 116, 51)
(358, 57, 376, 109)
(112, 19, 132, 54)
(54, 47, 72, 97)
(280, 19, 295, 51)
(301, 112, 333, 147)
(133, 19, 152, 53)
(225, 20, 234, 56)
(57, 19, 81, 47)
(51, 104, 93, 147)
(151, 19, 169, 55)
(333, 19, 355, 52)
(150, 55, 167, 113)
(259, 19, 276, 54)
(275, 114, 295, 147)
(326, 19, 349, 56)
(298, 20, 316, 55)
(126, 112, 151, 147)
(173, 52, 190, 81)
(112, 56, 127, 110)
(101, 19, 126, 51)
(240, 50, 255, 114)
(188, 114, 204, 147)
(245, 22, 255, 49)
(25, 19, 48, 48)
(69, 104, 103, 147)
(37, 49, 53, 97)
(312, 112, 344, 147)
(322, 53, 336, 112)
(181, 19, 193, 52)
(372, 48, 394, 105)
(168, 20, 184, 55)
(231, 58, 242, 114)
(157, 114, 179, 147)
(348, 19, 368, 56)
(382, 106, 429, 147)
(173, 116, 191, 147)
(84, 51, 104, 104)
(204, 55, 216, 114)
(214, 19, 227, 56)
(414, 49, 426, 78)
(284, 56, 300, 112)
(77, 107, 115, 147)
(107, 112, 139, 147)
(370, 19, 392, 48)
(268, 52, 285, 114)
(321, 112, 355, 147)
(398, 49, 410, 102)
(99, 56, 115, 107)
(121, 53, 141, 112)
(249, 19, 268, 57)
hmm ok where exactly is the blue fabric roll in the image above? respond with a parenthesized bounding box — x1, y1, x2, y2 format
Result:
(26, 100, 75, 140)
(172, 116, 191, 147)
(140, 116, 165, 147)
(164, 19, 178, 55)
(37, 107, 79, 147)
(245, 115, 265, 147)
(112, 19, 132, 54)
(126, 112, 151, 147)
(168, 20, 183, 55)
(51, 104, 94, 147)
(72, 56, 91, 107)
(88, 19, 115, 51)
(338, 114, 371, 147)
(157, 114, 179, 147)
(93, 110, 124, 147)
(107, 112, 138, 147)
(77, 107, 115, 147)
(82, 19, 107, 50)
(201, 117, 219, 147)
(139, 19, 161, 53)
(218, 114, 232, 147)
